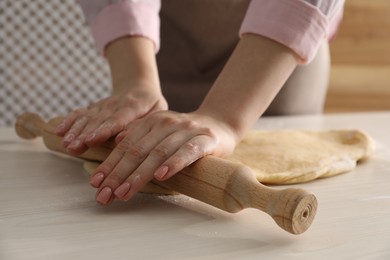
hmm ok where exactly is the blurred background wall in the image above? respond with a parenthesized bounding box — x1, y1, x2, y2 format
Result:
(325, 0, 390, 112)
(1, 0, 389, 126)
(0, 0, 111, 126)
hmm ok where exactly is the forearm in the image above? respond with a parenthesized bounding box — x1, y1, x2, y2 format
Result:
(56, 36, 166, 153)
(198, 34, 298, 139)
(105, 36, 161, 95)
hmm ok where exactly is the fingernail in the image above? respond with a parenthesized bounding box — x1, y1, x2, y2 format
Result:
(90, 172, 105, 187)
(114, 182, 131, 199)
(96, 187, 112, 204)
(63, 134, 74, 145)
(68, 139, 81, 150)
(154, 165, 169, 180)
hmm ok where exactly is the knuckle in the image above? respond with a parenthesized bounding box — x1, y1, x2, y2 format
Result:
(103, 97, 119, 108)
(100, 120, 116, 131)
(108, 114, 122, 122)
(126, 145, 147, 161)
(116, 139, 132, 153)
(200, 127, 214, 137)
(151, 146, 169, 159)
(168, 156, 186, 171)
(159, 116, 178, 127)
(88, 114, 102, 123)
(107, 116, 126, 129)
(77, 133, 87, 140)
(183, 142, 200, 155)
(75, 116, 88, 125)
(179, 120, 197, 130)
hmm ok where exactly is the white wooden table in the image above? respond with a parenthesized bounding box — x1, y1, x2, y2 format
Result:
(1, 112, 390, 259)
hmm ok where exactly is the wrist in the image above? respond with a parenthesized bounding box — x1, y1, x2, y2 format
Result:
(194, 106, 243, 144)
(106, 36, 160, 95)
(112, 78, 161, 96)
(198, 34, 297, 140)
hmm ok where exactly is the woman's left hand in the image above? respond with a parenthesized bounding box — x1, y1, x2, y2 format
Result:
(89, 110, 239, 205)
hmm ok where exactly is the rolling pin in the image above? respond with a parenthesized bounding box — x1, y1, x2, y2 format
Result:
(15, 112, 317, 235)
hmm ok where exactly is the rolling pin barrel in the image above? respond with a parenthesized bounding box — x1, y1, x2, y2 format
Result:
(157, 158, 317, 234)
(15, 112, 45, 139)
(15, 112, 317, 234)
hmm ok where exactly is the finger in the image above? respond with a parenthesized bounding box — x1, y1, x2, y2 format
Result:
(89, 121, 149, 188)
(91, 137, 143, 206)
(94, 138, 158, 205)
(92, 120, 166, 206)
(85, 105, 143, 147)
(115, 129, 128, 144)
(62, 116, 88, 148)
(79, 112, 109, 139)
(153, 135, 216, 181)
(114, 131, 194, 201)
(55, 109, 84, 136)
(55, 118, 73, 136)
(67, 113, 109, 153)
(96, 127, 181, 204)
(67, 133, 93, 155)
(114, 117, 143, 144)
(85, 116, 127, 147)
(95, 186, 116, 206)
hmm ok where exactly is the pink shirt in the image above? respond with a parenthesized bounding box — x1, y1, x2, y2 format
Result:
(77, 0, 344, 64)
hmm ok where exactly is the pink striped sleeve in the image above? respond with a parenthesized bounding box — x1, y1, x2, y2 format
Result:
(239, 0, 342, 64)
(88, 0, 160, 55)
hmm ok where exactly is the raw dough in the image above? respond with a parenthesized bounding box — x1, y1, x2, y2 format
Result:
(228, 129, 374, 184)
(83, 129, 375, 193)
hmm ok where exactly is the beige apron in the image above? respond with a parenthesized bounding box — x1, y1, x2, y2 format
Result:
(157, 0, 330, 115)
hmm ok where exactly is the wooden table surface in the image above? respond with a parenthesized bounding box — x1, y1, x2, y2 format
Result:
(1, 112, 390, 260)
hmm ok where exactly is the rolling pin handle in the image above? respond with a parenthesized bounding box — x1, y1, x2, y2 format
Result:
(266, 188, 317, 235)
(228, 165, 317, 234)
(15, 112, 46, 139)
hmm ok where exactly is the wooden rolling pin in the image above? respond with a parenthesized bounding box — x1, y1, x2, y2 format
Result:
(15, 112, 317, 235)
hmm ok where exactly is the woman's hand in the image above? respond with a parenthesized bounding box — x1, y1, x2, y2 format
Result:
(84, 34, 298, 206)
(89, 110, 239, 205)
(55, 36, 164, 155)
(55, 88, 168, 155)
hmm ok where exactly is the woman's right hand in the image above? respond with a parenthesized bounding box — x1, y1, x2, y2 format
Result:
(55, 35, 165, 155)
(55, 88, 168, 155)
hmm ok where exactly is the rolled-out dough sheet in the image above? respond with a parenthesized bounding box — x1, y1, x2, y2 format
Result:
(228, 129, 374, 184)
(84, 129, 374, 194)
